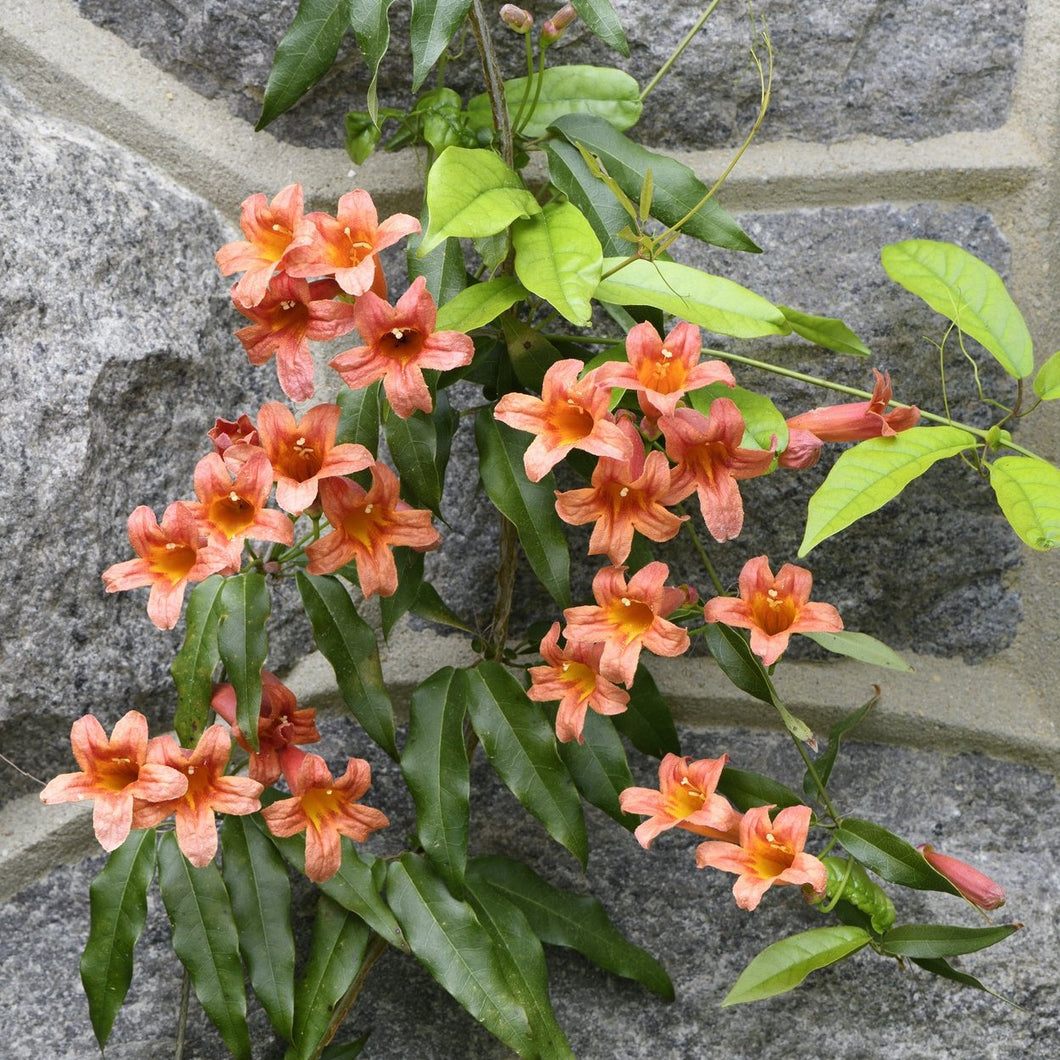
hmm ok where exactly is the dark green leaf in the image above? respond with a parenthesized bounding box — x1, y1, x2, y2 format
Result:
(880, 922, 1020, 959)
(468, 854, 673, 999)
(717, 767, 805, 813)
(557, 708, 637, 829)
(377, 547, 425, 639)
(291, 896, 370, 1060)
(475, 410, 571, 608)
(350, 0, 397, 125)
(257, 0, 350, 129)
(336, 381, 381, 461)
(172, 575, 225, 747)
(834, 818, 961, 895)
(401, 667, 470, 888)
(408, 205, 468, 308)
(320, 1035, 371, 1059)
(500, 314, 566, 393)
(910, 957, 1020, 1006)
(803, 689, 879, 800)
(157, 833, 251, 1060)
(612, 663, 681, 758)
(217, 572, 270, 753)
(409, 579, 476, 633)
(467, 661, 588, 867)
(722, 926, 870, 1006)
(571, 0, 628, 55)
(384, 389, 457, 516)
(466, 883, 575, 1059)
(550, 114, 759, 253)
(297, 572, 397, 759)
(778, 305, 872, 356)
(221, 816, 295, 1043)
(260, 820, 406, 951)
(409, 0, 473, 90)
(80, 830, 157, 1050)
(387, 854, 534, 1056)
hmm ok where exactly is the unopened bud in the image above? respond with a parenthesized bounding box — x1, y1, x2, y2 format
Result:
(542, 3, 577, 43)
(919, 844, 1007, 911)
(500, 5, 533, 33)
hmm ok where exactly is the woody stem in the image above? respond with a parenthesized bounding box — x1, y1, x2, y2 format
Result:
(468, 0, 513, 167)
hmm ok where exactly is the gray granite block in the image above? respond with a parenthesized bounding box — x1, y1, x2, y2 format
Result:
(4, 720, 1055, 1058)
(0, 76, 312, 802)
(73, 0, 1025, 150)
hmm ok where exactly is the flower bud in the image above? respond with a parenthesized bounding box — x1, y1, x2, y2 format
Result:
(919, 844, 1006, 910)
(500, 5, 533, 33)
(542, 3, 577, 43)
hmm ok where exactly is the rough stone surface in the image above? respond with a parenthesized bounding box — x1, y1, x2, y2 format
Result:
(4, 720, 1055, 1058)
(74, 0, 1025, 150)
(0, 76, 312, 802)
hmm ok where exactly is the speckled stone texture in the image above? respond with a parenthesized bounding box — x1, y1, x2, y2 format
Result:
(73, 0, 1025, 150)
(0, 77, 312, 801)
(3, 721, 1055, 1059)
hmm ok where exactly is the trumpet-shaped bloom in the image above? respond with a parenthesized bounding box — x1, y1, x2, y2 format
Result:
(102, 503, 235, 630)
(329, 276, 474, 419)
(253, 401, 374, 515)
(703, 555, 843, 667)
(554, 416, 687, 564)
(216, 183, 305, 308)
(211, 670, 321, 785)
(619, 753, 742, 849)
(695, 803, 827, 911)
(261, 753, 389, 882)
(659, 401, 774, 543)
(592, 321, 735, 422)
(189, 450, 293, 551)
(919, 844, 1006, 910)
(786, 369, 920, 443)
(208, 413, 258, 457)
(494, 359, 633, 482)
(527, 621, 630, 743)
(40, 711, 189, 851)
(563, 562, 694, 687)
(285, 189, 420, 297)
(307, 464, 440, 596)
(134, 725, 263, 868)
(233, 275, 358, 402)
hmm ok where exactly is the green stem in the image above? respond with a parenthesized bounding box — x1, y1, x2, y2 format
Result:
(514, 43, 548, 138)
(509, 27, 536, 132)
(791, 734, 840, 823)
(703, 346, 1048, 459)
(679, 512, 725, 596)
(640, 0, 723, 102)
(174, 967, 191, 1060)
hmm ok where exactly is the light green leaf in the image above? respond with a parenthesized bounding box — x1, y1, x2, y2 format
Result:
(474, 411, 571, 608)
(722, 926, 871, 1006)
(880, 923, 1020, 959)
(595, 258, 788, 338)
(296, 572, 397, 759)
(257, 0, 350, 129)
(80, 830, 157, 1050)
(1033, 350, 1060, 399)
(220, 816, 295, 1043)
(834, 818, 961, 895)
(350, 0, 397, 125)
(217, 572, 270, 753)
(157, 834, 251, 1060)
(420, 147, 541, 256)
(468, 66, 642, 139)
(571, 0, 628, 55)
(512, 202, 603, 325)
(384, 390, 457, 517)
(778, 305, 872, 356)
(467, 662, 588, 867)
(171, 575, 225, 748)
(799, 426, 977, 555)
(291, 896, 370, 1060)
(386, 854, 534, 1057)
(409, 0, 473, 90)
(549, 114, 759, 253)
(400, 667, 470, 888)
(803, 631, 915, 672)
(881, 239, 1034, 379)
(988, 455, 1060, 550)
(435, 276, 527, 333)
(468, 854, 674, 999)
